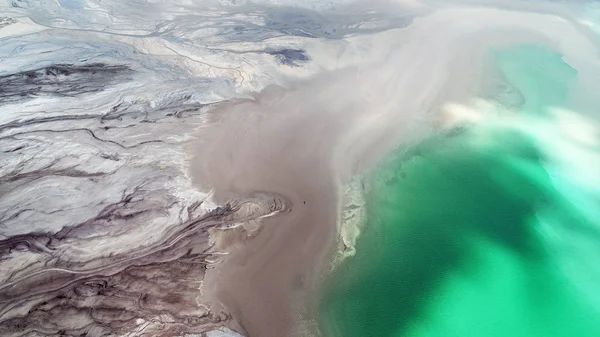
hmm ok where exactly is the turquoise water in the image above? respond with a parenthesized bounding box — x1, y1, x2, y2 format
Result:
(491, 45, 577, 114)
(318, 45, 600, 337)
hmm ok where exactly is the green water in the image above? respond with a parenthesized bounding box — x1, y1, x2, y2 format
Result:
(318, 45, 600, 337)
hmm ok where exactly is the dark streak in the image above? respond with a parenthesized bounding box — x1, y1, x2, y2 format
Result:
(1, 128, 166, 149)
(266, 49, 310, 67)
(0, 64, 132, 105)
(0, 114, 102, 134)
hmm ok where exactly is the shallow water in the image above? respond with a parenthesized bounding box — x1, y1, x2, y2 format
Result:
(319, 44, 600, 337)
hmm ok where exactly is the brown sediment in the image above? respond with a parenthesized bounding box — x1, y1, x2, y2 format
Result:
(189, 80, 365, 337)
(188, 25, 483, 334)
